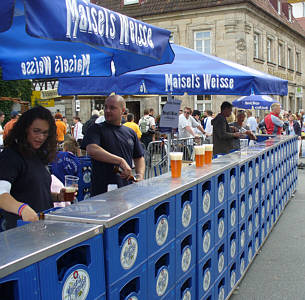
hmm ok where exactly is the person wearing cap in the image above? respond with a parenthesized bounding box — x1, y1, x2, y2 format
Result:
(54, 113, 66, 146)
(3, 111, 20, 141)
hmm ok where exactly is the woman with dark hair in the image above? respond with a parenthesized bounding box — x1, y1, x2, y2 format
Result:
(0, 106, 67, 229)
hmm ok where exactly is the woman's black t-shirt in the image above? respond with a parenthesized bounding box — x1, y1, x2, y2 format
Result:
(0, 148, 52, 229)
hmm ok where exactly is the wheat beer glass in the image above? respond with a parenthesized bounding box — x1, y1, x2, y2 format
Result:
(194, 145, 205, 167)
(170, 152, 183, 178)
(64, 175, 79, 202)
(205, 144, 213, 164)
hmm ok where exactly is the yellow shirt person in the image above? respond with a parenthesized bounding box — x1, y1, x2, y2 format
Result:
(123, 113, 142, 139)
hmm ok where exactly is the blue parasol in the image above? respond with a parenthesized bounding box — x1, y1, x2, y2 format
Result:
(0, 0, 174, 80)
(58, 44, 288, 96)
(232, 95, 279, 110)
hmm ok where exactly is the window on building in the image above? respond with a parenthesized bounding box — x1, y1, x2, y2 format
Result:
(194, 31, 211, 54)
(159, 96, 167, 114)
(278, 42, 284, 67)
(287, 47, 293, 70)
(196, 95, 212, 112)
(267, 38, 273, 62)
(277, 0, 281, 14)
(124, 0, 139, 5)
(253, 33, 260, 59)
(296, 51, 301, 72)
(288, 6, 292, 22)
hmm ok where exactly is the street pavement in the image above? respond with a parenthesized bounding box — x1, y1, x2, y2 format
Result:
(230, 157, 305, 300)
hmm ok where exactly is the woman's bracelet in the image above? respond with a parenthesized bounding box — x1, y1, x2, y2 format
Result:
(18, 203, 28, 216)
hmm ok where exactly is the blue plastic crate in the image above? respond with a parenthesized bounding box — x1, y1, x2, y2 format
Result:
(214, 269, 228, 300)
(147, 197, 175, 257)
(175, 224, 196, 279)
(176, 186, 197, 236)
(197, 178, 215, 221)
(238, 221, 247, 254)
(38, 234, 105, 300)
(215, 171, 227, 208)
(247, 187, 254, 215)
(254, 206, 260, 233)
(197, 252, 215, 300)
(227, 165, 239, 198)
(107, 261, 147, 300)
(228, 229, 238, 264)
(228, 197, 238, 233)
(238, 192, 247, 224)
(246, 214, 253, 241)
(238, 164, 247, 192)
(0, 264, 40, 300)
(228, 259, 239, 295)
(213, 240, 228, 280)
(175, 266, 196, 300)
(104, 211, 147, 285)
(238, 250, 247, 279)
(215, 202, 227, 246)
(197, 212, 215, 261)
(147, 241, 175, 299)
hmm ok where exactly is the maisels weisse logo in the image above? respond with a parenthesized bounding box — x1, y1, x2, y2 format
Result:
(65, 0, 154, 49)
(20, 54, 91, 77)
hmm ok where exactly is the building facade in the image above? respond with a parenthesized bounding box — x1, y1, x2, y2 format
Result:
(94, 0, 305, 115)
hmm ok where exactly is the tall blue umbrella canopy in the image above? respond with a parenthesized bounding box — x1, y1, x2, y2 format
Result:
(0, 0, 174, 80)
(58, 44, 288, 96)
(232, 95, 279, 110)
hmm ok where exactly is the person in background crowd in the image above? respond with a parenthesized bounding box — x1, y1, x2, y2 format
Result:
(178, 107, 205, 138)
(192, 110, 205, 137)
(149, 108, 155, 119)
(246, 110, 258, 133)
(62, 116, 70, 134)
(230, 110, 256, 150)
(72, 116, 83, 146)
(212, 101, 241, 155)
(124, 113, 142, 139)
(121, 108, 129, 124)
(82, 95, 145, 195)
(50, 137, 81, 184)
(0, 111, 5, 149)
(139, 109, 156, 148)
(0, 106, 69, 229)
(264, 103, 283, 135)
(82, 110, 99, 136)
(203, 110, 213, 142)
(3, 111, 20, 141)
(201, 110, 208, 127)
(54, 113, 67, 147)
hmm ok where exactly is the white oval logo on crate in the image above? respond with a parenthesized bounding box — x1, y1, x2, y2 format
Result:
(255, 237, 259, 252)
(125, 293, 138, 300)
(240, 258, 245, 275)
(218, 183, 225, 203)
(267, 200, 270, 213)
(218, 253, 224, 273)
(267, 221, 270, 233)
(203, 231, 211, 253)
(182, 202, 192, 228)
(155, 216, 169, 246)
(240, 172, 245, 189)
(120, 236, 138, 270)
(261, 206, 265, 220)
(241, 202, 246, 219)
(255, 189, 259, 204)
(231, 208, 236, 227)
(262, 229, 265, 241)
(203, 191, 211, 214)
(248, 221, 252, 237)
(248, 194, 253, 210)
(218, 218, 225, 239)
(182, 288, 191, 300)
(181, 246, 192, 273)
(203, 269, 211, 291)
(218, 287, 225, 300)
(261, 160, 265, 173)
(255, 213, 259, 229)
(83, 172, 91, 184)
(240, 231, 245, 248)
(248, 247, 253, 263)
(249, 167, 253, 183)
(262, 184, 265, 198)
(156, 266, 169, 297)
(231, 239, 236, 258)
(62, 269, 90, 300)
(230, 270, 236, 289)
(230, 175, 236, 194)
(255, 164, 259, 177)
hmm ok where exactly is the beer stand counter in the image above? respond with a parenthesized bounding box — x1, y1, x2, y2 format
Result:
(0, 135, 297, 300)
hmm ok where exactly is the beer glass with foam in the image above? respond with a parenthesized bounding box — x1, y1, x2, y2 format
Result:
(194, 145, 205, 167)
(64, 175, 79, 202)
(170, 152, 183, 178)
(204, 144, 213, 164)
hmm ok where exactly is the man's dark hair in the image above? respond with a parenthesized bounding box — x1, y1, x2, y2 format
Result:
(206, 110, 213, 116)
(127, 113, 134, 122)
(144, 109, 149, 115)
(192, 110, 201, 117)
(221, 101, 233, 112)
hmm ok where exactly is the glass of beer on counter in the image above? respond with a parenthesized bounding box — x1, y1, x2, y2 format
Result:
(64, 175, 79, 202)
(194, 145, 205, 167)
(205, 144, 213, 164)
(170, 152, 183, 178)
